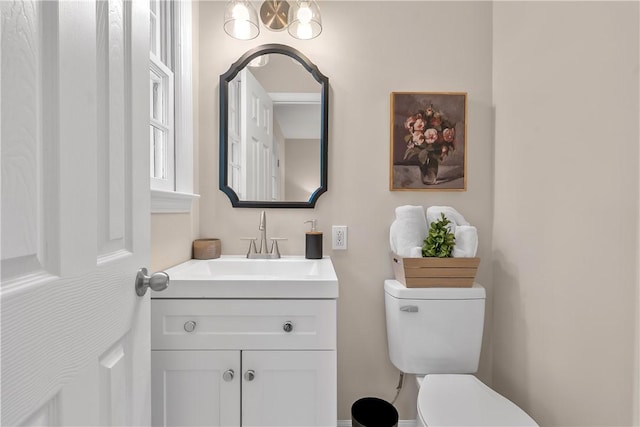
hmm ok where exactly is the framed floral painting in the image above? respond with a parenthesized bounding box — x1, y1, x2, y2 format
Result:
(390, 92, 467, 191)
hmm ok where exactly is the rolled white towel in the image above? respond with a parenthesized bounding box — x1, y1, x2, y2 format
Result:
(452, 225, 478, 258)
(390, 205, 428, 257)
(426, 206, 470, 229)
(406, 246, 423, 258)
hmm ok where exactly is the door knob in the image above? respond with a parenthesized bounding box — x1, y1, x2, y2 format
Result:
(223, 369, 235, 382)
(135, 268, 170, 296)
(283, 321, 293, 332)
(244, 370, 255, 381)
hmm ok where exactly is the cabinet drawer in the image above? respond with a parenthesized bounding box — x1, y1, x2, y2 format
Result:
(151, 299, 336, 350)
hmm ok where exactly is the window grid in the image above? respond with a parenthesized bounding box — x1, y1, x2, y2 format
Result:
(149, 1, 175, 192)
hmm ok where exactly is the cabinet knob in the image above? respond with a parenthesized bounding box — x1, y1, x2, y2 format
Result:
(283, 321, 293, 333)
(244, 370, 255, 381)
(223, 369, 235, 382)
(183, 320, 197, 333)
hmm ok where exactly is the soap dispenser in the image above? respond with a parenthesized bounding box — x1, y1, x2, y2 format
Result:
(304, 220, 323, 259)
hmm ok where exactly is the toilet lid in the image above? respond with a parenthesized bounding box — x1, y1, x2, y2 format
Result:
(418, 375, 538, 427)
(384, 279, 485, 300)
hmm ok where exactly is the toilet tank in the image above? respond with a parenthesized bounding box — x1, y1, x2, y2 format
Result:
(384, 279, 486, 375)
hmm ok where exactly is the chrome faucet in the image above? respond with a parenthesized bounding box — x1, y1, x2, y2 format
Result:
(242, 211, 286, 259)
(258, 210, 268, 254)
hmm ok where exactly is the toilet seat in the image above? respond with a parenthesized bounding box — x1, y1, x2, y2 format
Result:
(418, 375, 538, 427)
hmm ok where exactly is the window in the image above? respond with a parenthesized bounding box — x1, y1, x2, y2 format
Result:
(149, 0, 197, 212)
(150, 50, 175, 190)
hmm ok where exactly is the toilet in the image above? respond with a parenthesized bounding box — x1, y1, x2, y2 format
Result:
(384, 279, 538, 427)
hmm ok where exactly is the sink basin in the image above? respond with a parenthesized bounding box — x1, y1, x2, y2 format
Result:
(152, 255, 338, 299)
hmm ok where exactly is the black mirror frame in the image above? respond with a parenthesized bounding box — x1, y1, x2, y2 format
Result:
(219, 44, 329, 208)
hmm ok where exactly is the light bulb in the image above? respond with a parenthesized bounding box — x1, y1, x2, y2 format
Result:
(297, 4, 312, 24)
(296, 22, 312, 39)
(233, 20, 251, 39)
(232, 3, 250, 20)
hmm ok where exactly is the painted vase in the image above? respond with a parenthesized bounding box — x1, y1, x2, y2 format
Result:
(420, 155, 439, 185)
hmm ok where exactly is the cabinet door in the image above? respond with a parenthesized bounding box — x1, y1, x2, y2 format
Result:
(242, 350, 337, 427)
(152, 350, 240, 427)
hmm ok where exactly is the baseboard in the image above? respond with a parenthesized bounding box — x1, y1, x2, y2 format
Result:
(337, 420, 416, 427)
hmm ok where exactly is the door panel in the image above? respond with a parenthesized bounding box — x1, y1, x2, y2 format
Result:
(20, 396, 59, 427)
(97, 0, 129, 257)
(1, 1, 150, 425)
(1, 0, 58, 281)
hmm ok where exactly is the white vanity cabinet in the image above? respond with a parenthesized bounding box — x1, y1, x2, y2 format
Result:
(150, 298, 337, 427)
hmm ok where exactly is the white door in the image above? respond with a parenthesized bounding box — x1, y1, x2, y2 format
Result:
(242, 350, 337, 427)
(1, 1, 151, 425)
(151, 350, 241, 427)
(227, 78, 244, 198)
(240, 68, 273, 201)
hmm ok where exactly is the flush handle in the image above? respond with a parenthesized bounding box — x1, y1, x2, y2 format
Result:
(400, 305, 419, 313)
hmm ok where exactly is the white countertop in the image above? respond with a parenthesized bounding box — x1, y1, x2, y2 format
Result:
(152, 255, 339, 299)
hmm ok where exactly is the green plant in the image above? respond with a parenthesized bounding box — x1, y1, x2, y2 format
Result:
(422, 213, 455, 257)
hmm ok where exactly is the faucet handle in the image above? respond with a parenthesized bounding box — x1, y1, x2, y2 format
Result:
(269, 238, 287, 258)
(240, 238, 258, 257)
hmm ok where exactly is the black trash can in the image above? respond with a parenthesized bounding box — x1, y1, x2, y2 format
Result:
(351, 397, 399, 427)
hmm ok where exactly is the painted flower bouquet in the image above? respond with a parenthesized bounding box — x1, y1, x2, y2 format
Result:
(402, 104, 457, 184)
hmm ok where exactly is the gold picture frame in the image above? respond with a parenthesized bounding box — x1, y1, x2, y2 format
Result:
(390, 92, 467, 191)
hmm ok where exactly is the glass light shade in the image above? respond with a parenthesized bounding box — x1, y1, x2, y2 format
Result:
(287, 0, 322, 40)
(224, 0, 260, 40)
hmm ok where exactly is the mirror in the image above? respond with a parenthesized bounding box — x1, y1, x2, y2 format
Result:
(219, 44, 329, 208)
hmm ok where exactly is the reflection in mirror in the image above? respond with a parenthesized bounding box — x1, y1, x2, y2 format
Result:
(220, 44, 329, 208)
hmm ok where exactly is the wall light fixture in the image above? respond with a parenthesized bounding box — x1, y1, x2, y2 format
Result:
(224, 0, 322, 41)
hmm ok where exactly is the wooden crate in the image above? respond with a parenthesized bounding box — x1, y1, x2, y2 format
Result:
(391, 254, 480, 288)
